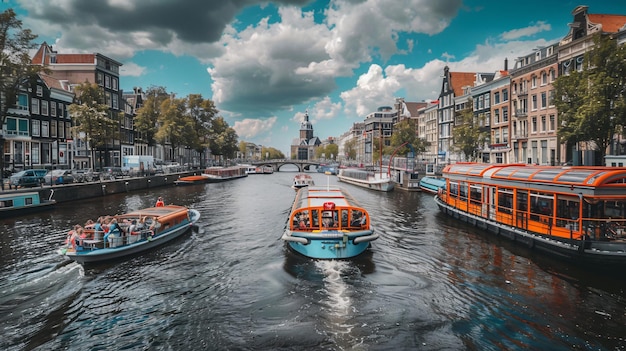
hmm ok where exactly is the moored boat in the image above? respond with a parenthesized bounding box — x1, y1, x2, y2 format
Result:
(281, 186, 378, 259)
(202, 166, 248, 182)
(59, 204, 200, 264)
(418, 176, 446, 194)
(174, 174, 210, 185)
(435, 162, 626, 266)
(0, 190, 55, 218)
(292, 173, 315, 190)
(337, 168, 394, 192)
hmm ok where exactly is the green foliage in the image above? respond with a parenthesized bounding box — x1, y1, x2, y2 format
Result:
(0, 9, 44, 176)
(134, 86, 169, 146)
(261, 146, 284, 159)
(554, 34, 626, 162)
(315, 143, 338, 160)
(452, 99, 489, 161)
(69, 82, 120, 151)
(343, 138, 357, 160)
(387, 119, 429, 156)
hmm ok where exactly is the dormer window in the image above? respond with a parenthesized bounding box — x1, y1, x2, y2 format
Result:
(36, 85, 43, 97)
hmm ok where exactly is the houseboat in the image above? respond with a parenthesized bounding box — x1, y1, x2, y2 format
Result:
(435, 163, 626, 266)
(337, 168, 394, 192)
(282, 186, 378, 259)
(59, 204, 200, 264)
(202, 166, 248, 182)
(0, 191, 55, 218)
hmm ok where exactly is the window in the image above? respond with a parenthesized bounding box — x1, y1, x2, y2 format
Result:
(502, 107, 508, 122)
(112, 94, 119, 109)
(503, 127, 508, 143)
(105, 75, 111, 89)
(42, 121, 49, 138)
(41, 101, 49, 116)
(31, 98, 39, 114)
(550, 69, 556, 82)
(502, 89, 508, 101)
(106, 92, 112, 107)
(532, 117, 537, 133)
(494, 109, 500, 124)
(51, 120, 57, 137)
(31, 143, 39, 164)
(484, 93, 490, 108)
(494, 91, 500, 104)
(112, 77, 118, 91)
(541, 116, 546, 132)
(16, 93, 28, 110)
(549, 115, 555, 131)
(542, 72, 547, 85)
(50, 102, 56, 117)
(548, 90, 555, 107)
(532, 95, 537, 110)
(97, 72, 104, 86)
(31, 120, 40, 137)
(59, 104, 65, 118)
(541, 92, 546, 109)
(496, 152, 504, 164)
(531, 76, 537, 88)
(36, 85, 43, 97)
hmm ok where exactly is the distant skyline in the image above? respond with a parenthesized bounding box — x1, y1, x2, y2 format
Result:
(6, 0, 626, 155)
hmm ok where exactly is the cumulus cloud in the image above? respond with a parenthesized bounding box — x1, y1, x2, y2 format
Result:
(232, 116, 278, 139)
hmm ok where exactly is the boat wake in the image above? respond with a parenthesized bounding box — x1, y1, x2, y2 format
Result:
(315, 260, 366, 349)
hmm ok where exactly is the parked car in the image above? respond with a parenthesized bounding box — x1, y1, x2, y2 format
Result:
(102, 167, 126, 180)
(9, 169, 47, 188)
(44, 169, 75, 185)
(74, 168, 100, 182)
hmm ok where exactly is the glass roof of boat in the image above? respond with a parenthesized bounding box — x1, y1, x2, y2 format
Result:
(444, 163, 626, 187)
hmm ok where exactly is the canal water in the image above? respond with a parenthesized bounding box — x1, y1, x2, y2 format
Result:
(1, 170, 626, 350)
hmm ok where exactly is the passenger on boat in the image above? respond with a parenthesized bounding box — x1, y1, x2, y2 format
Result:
(322, 211, 336, 228)
(104, 218, 125, 247)
(65, 225, 80, 249)
(155, 197, 165, 207)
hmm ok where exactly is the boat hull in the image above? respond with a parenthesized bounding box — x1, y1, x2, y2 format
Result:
(418, 176, 445, 194)
(337, 175, 394, 192)
(282, 229, 377, 259)
(434, 195, 626, 266)
(62, 208, 200, 264)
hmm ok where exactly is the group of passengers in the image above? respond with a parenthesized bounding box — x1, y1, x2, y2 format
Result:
(65, 214, 158, 249)
(293, 209, 367, 230)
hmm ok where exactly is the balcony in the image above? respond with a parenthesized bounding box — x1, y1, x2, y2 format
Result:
(512, 132, 528, 140)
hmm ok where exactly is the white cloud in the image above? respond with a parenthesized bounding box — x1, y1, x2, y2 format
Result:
(232, 117, 277, 139)
(119, 62, 146, 77)
(501, 21, 552, 40)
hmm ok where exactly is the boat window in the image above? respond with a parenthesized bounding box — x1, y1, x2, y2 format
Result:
(530, 192, 553, 220)
(557, 170, 597, 184)
(341, 209, 349, 227)
(469, 185, 482, 205)
(516, 190, 528, 212)
(459, 183, 468, 202)
(25, 197, 33, 205)
(556, 195, 580, 229)
(0, 200, 13, 207)
(497, 188, 513, 214)
(604, 200, 626, 218)
(311, 210, 319, 227)
(531, 170, 562, 181)
(449, 182, 458, 198)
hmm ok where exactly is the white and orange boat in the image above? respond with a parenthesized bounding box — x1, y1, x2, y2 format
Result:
(59, 205, 200, 264)
(291, 173, 315, 190)
(175, 166, 248, 185)
(435, 163, 626, 266)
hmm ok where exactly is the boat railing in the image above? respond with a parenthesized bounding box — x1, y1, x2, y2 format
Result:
(289, 206, 369, 232)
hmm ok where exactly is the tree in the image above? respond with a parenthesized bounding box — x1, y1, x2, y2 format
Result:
(186, 94, 217, 167)
(155, 96, 186, 161)
(0, 9, 44, 185)
(134, 85, 170, 147)
(452, 99, 489, 162)
(554, 33, 626, 164)
(387, 119, 429, 156)
(68, 82, 119, 169)
(343, 138, 357, 160)
(208, 116, 238, 160)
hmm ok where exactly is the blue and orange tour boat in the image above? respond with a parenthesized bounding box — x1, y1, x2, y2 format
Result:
(282, 185, 378, 259)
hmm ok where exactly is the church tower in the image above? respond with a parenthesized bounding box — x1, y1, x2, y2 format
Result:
(300, 110, 314, 141)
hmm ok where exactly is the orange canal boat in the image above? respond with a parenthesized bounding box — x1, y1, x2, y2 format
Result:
(435, 163, 626, 266)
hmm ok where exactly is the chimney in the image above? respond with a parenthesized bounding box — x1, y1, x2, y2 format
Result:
(504, 58, 508, 71)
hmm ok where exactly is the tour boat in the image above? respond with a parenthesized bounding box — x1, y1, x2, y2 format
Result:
(292, 173, 315, 190)
(337, 168, 394, 192)
(0, 190, 55, 218)
(418, 176, 446, 194)
(174, 174, 209, 185)
(59, 205, 200, 264)
(281, 186, 378, 259)
(435, 162, 626, 266)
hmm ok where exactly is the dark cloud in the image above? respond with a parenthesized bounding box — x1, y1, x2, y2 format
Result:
(25, 0, 313, 44)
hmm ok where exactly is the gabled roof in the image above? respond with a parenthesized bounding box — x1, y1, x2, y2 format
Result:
(588, 14, 626, 33)
(449, 72, 475, 97)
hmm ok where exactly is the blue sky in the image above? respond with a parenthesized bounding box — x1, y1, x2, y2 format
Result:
(5, 0, 626, 155)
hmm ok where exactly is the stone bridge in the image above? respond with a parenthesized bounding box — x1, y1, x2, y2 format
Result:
(250, 160, 321, 172)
